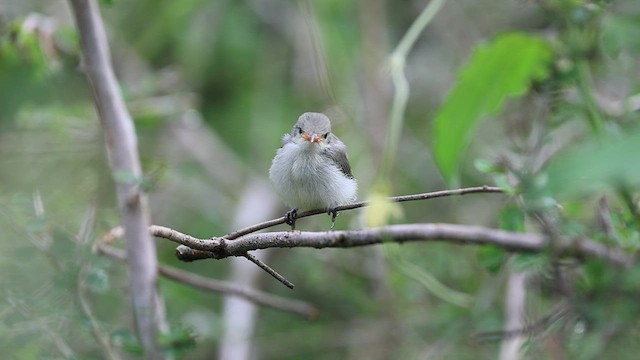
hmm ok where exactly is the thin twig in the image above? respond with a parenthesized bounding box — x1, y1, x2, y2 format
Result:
(243, 253, 295, 289)
(225, 186, 504, 240)
(97, 244, 315, 318)
(195, 186, 503, 287)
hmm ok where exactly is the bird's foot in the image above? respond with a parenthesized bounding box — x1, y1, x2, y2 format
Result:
(328, 209, 339, 229)
(284, 208, 298, 230)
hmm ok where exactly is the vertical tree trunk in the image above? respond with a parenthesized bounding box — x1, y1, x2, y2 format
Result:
(67, 1, 164, 357)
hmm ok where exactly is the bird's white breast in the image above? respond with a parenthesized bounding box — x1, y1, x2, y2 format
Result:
(269, 142, 357, 210)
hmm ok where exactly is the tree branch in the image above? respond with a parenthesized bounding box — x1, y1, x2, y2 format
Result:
(97, 244, 317, 319)
(243, 253, 295, 289)
(145, 186, 632, 289)
(167, 224, 633, 267)
(67, 0, 162, 356)
(224, 186, 504, 240)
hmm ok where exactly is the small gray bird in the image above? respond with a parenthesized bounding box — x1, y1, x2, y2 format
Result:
(269, 112, 357, 228)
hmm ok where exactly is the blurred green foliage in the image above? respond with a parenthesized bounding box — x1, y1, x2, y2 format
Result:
(1, 0, 640, 359)
(433, 33, 553, 185)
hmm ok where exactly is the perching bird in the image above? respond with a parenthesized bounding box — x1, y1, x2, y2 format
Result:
(269, 112, 357, 228)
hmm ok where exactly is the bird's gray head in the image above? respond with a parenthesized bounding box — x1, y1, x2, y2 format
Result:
(290, 112, 334, 146)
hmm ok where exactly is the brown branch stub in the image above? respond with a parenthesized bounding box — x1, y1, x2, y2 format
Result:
(176, 246, 217, 262)
(149, 225, 219, 252)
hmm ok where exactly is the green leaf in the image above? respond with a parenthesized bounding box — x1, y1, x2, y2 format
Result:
(158, 325, 197, 354)
(478, 204, 525, 273)
(473, 159, 498, 174)
(500, 203, 525, 233)
(601, 14, 640, 57)
(112, 329, 143, 355)
(512, 253, 548, 273)
(85, 267, 110, 293)
(478, 246, 506, 274)
(542, 126, 640, 198)
(433, 33, 553, 185)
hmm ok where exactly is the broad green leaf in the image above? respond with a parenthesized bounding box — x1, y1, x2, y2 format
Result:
(542, 126, 640, 197)
(433, 33, 553, 185)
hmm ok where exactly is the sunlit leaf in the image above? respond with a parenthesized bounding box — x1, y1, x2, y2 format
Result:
(364, 182, 403, 227)
(474, 158, 498, 174)
(433, 33, 553, 185)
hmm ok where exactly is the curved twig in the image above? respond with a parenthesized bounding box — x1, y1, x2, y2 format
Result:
(224, 186, 504, 240)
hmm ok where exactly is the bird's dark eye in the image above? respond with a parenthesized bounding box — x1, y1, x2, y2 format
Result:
(297, 127, 303, 134)
(323, 132, 330, 139)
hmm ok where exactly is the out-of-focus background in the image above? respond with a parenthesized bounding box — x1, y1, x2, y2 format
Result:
(2, 0, 640, 359)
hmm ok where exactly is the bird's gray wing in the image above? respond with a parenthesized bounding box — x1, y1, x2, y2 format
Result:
(323, 139, 354, 179)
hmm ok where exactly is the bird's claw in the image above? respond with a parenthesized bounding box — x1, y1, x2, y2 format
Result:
(285, 208, 298, 230)
(328, 209, 339, 229)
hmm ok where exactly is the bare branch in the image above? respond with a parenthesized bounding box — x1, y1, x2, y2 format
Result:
(68, 0, 162, 355)
(97, 244, 316, 319)
(225, 186, 504, 240)
(143, 226, 295, 287)
(243, 253, 295, 289)
(167, 224, 633, 267)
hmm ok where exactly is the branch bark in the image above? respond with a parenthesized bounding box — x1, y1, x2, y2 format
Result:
(165, 224, 633, 267)
(144, 187, 632, 285)
(67, 0, 162, 356)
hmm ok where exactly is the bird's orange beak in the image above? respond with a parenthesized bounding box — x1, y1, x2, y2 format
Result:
(302, 133, 323, 143)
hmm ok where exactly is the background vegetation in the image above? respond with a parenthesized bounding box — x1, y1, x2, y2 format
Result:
(1, 0, 640, 358)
